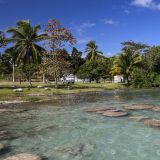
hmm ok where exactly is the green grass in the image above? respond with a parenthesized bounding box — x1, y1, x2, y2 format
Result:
(0, 81, 125, 102)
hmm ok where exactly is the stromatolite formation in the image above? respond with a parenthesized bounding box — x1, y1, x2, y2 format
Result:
(4, 153, 42, 160)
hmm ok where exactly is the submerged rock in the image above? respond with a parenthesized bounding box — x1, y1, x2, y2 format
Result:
(101, 110, 128, 117)
(144, 119, 160, 127)
(86, 107, 128, 117)
(4, 153, 42, 160)
(86, 108, 116, 113)
(0, 101, 25, 105)
(0, 130, 19, 141)
(54, 143, 96, 159)
(126, 104, 153, 110)
(0, 109, 26, 113)
(129, 116, 148, 121)
(152, 107, 160, 112)
(0, 143, 5, 152)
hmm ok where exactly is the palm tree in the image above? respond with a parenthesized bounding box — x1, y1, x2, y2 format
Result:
(7, 20, 47, 87)
(111, 48, 141, 84)
(85, 41, 103, 61)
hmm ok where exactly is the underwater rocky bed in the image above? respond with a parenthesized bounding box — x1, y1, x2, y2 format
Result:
(1, 89, 160, 160)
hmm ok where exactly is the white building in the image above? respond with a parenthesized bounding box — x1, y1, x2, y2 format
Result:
(114, 75, 123, 83)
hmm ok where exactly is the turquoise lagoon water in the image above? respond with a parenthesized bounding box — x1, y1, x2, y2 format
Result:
(1, 89, 160, 160)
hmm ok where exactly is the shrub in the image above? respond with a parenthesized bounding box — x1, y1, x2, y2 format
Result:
(131, 68, 160, 88)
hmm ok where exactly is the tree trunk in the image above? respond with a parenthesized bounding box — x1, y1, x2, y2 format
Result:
(43, 73, 46, 83)
(12, 62, 15, 85)
(96, 79, 99, 83)
(28, 71, 32, 88)
(123, 76, 125, 83)
(55, 72, 58, 88)
(126, 76, 129, 85)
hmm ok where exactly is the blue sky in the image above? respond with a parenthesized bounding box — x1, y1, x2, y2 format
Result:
(1, 0, 160, 57)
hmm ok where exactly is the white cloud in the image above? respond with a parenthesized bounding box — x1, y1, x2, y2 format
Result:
(103, 19, 118, 25)
(105, 52, 116, 57)
(80, 22, 96, 28)
(131, 0, 160, 10)
(77, 37, 91, 44)
(71, 21, 96, 35)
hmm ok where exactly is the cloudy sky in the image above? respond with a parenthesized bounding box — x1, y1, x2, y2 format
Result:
(1, 0, 160, 56)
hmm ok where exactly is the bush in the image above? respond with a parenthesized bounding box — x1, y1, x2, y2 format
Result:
(131, 68, 159, 88)
(153, 74, 160, 87)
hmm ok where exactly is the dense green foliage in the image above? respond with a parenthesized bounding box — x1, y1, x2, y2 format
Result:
(70, 47, 84, 74)
(77, 41, 110, 83)
(130, 46, 160, 88)
(0, 53, 12, 75)
(0, 31, 7, 48)
(77, 58, 110, 82)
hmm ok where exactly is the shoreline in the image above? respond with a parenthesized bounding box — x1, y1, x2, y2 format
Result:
(0, 89, 124, 107)
(1, 87, 160, 107)
(0, 82, 125, 104)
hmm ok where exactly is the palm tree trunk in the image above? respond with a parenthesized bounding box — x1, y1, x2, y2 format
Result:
(12, 62, 15, 85)
(28, 56, 32, 88)
(43, 73, 46, 83)
(28, 70, 32, 88)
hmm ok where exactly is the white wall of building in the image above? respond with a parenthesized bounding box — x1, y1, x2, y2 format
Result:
(114, 75, 123, 83)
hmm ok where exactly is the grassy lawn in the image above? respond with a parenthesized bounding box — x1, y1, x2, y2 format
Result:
(0, 81, 125, 102)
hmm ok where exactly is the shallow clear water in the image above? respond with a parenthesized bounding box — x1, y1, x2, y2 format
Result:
(1, 89, 160, 160)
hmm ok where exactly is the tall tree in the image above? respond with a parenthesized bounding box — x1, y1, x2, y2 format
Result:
(142, 46, 160, 73)
(70, 47, 84, 75)
(45, 49, 71, 86)
(121, 40, 149, 53)
(111, 48, 142, 84)
(111, 41, 148, 84)
(77, 57, 109, 83)
(85, 41, 103, 61)
(7, 20, 47, 87)
(45, 19, 76, 87)
(45, 19, 76, 50)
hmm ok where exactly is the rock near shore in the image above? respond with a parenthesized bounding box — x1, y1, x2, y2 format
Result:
(144, 119, 160, 127)
(102, 110, 128, 117)
(4, 153, 42, 160)
(86, 108, 128, 117)
(0, 109, 26, 113)
(129, 116, 148, 122)
(126, 104, 153, 110)
(0, 143, 5, 152)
